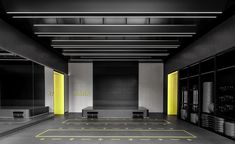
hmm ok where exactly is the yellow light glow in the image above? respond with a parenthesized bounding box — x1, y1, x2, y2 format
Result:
(53, 71, 64, 115)
(167, 71, 178, 115)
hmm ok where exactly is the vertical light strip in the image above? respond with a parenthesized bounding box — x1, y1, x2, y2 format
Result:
(167, 71, 178, 115)
(54, 71, 64, 115)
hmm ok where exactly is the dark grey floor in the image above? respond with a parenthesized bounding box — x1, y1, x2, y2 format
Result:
(0, 114, 234, 144)
(0, 114, 54, 136)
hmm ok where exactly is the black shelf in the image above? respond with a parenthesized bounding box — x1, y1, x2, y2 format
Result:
(201, 71, 215, 76)
(180, 77, 189, 80)
(201, 57, 215, 74)
(178, 47, 235, 141)
(217, 65, 235, 72)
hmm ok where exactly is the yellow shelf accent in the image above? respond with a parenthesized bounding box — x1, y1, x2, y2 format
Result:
(167, 71, 178, 115)
(54, 71, 64, 115)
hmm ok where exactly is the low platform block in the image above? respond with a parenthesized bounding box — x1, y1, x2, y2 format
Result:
(82, 106, 149, 118)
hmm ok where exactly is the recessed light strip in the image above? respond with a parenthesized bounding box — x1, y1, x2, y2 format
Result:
(69, 59, 163, 62)
(53, 39, 179, 42)
(7, 11, 222, 14)
(62, 53, 170, 56)
(12, 16, 217, 19)
(38, 34, 193, 37)
(0, 59, 27, 61)
(0, 53, 16, 56)
(54, 46, 178, 49)
(34, 24, 197, 27)
(79, 57, 153, 59)
(36, 32, 196, 35)
(63, 50, 168, 52)
(52, 45, 179, 47)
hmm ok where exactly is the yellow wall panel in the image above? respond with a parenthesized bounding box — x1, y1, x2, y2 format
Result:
(167, 71, 178, 115)
(54, 71, 64, 115)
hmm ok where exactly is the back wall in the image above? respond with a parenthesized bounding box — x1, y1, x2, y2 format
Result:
(68, 62, 163, 113)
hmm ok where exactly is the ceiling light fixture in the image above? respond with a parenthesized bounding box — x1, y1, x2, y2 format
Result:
(52, 44, 179, 47)
(62, 53, 169, 56)
(7, 11, 222, 14)
(52, 39, 179, 42)
(63, 49, 167, 52)
(12, 16, 217, 19)
(38, 34, 193, 37)
(35, 32, 196, 35)
(34, 24, 197, 27)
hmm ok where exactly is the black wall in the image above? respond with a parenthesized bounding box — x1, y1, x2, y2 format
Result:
(0, 61, 45, 107)
(164, 14, 235, 114)
(93, 62, 138, 110)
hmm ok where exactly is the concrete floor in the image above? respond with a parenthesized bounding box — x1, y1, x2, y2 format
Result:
(0, 114, 234, 144)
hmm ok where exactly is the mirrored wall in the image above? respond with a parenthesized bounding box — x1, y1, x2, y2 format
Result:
(0, 49, 53, 136)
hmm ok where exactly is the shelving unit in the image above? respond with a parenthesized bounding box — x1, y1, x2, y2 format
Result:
(178, 47, 235, 140)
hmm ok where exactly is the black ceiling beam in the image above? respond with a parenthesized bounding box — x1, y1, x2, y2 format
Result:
(34, 25, 196, 34)
(2, 0, 225, 14)
(52, 46, 178, 49)
(51, 41, 180, 46)
(0, 18, 68, 73)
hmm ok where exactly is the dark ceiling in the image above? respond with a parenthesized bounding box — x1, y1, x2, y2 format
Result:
(0, 0, 234, 62)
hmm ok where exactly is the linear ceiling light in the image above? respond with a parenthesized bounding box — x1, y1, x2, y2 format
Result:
(12, 16, 217, 19)
(52, 45, 179, 47)
(54, 46, 178, 49)
(38, 34, 193, 37)
(0, 59, 27, 61)
(35, 32, 196, 35)
(79, 56, 153, 59)
(7, 12, 222, 14)
(69, 59, 163, 62)
(62, 53, 170, 56)
(63, 49, 168, 52)
(0, 53, 15, 56)
(52, 39, 179, 42)
(34, 24, 197, 27)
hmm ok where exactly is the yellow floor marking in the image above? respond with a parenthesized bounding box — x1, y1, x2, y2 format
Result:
(183, 130, 197, 138)
(129, 138, 133, 141)
(63, 119, 171, 123)
(35, 129, 50, 138)
(98, 138, 103, 141)
(111, 139, 120, 141)
(69, 138, 74, 141)
(36, 135, 196, 139)
(39, 128, 194, 132)
(171, 139, 180, 140)
(35, 129, 197, 139)
(140, 139, 151, 141)
(52, 138, 62, 140)
(62, 119, 71, 124)
(81, 138, 91, 141)
(39, 138, 45, 141)
(65, 121, 171, 125)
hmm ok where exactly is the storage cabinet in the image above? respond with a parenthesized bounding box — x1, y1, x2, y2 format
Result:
(178, 47, 235, 140)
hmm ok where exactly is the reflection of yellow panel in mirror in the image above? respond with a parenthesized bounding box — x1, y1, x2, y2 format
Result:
(167, 71, 178, 115)
(54, 71, 64, 115)
(48, 90, 54, 97)
(75, 90, 91, 96)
